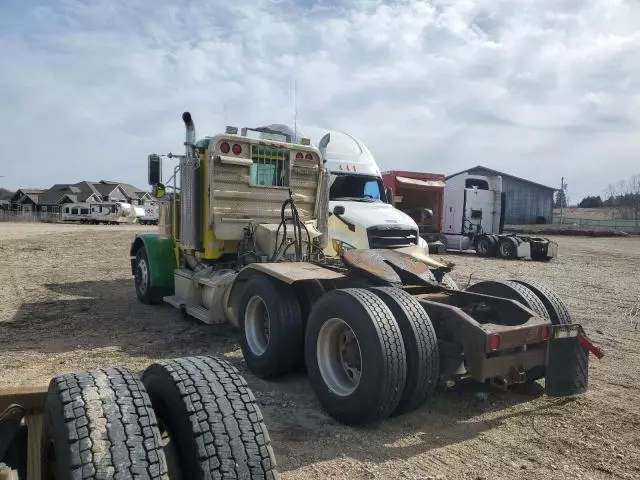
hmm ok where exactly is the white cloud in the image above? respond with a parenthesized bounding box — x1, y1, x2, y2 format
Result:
(1, 0, 640, 201)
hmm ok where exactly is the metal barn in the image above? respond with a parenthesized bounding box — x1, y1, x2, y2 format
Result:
(446, 165, 556, 225)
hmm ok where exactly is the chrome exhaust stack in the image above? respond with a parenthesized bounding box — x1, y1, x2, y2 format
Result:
(180, 112, 201, 254)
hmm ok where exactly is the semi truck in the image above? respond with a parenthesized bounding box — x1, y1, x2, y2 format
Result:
(384, 170, 558, 261)
(126, 112, 600, 432)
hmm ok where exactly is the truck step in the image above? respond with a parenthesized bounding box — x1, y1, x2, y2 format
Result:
(163, 295, 186, 309)
(186, 305, 210, 323)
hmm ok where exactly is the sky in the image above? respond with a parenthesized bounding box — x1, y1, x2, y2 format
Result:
(1, 0, 639, 202)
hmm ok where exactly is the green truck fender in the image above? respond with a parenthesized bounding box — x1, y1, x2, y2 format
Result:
(129, 233, 177, 289)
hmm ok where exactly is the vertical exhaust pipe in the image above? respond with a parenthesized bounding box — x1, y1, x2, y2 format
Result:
(179, 111, 201, 254)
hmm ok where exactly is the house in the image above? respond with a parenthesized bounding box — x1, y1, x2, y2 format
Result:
(9, 181, 155, 214)
(9, 189, 46, 213)
(446, 165, 556, 225)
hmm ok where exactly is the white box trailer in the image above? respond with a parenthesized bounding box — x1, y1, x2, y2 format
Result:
(61, 202, 139, 224)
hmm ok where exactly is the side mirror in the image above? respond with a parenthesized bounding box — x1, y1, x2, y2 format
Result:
(423, 208, 433, 220)
(148, 154, 162, 186)
(333, 205, 345, 216)
(384, 187, 393, 204)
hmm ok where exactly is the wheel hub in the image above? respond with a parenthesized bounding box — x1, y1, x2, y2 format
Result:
(317, 318, 362, 396)
(136, 257, 148, 294)
(245, 296, 270, 356)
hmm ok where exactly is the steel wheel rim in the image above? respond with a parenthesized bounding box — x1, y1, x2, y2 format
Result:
(245, 296, 270, 356)
(136, 257, 149, 295)
(317, 317, 362, 397)
(478, 238, 488, 254)
(500, 241, 513, 257)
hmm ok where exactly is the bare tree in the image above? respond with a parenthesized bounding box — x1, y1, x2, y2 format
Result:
(606, 174, 640, 220)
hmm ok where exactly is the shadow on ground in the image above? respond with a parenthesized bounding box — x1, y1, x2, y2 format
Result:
(0, 279, 239, 359)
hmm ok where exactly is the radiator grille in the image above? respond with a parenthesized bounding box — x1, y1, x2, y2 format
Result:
(367, 225, 419, 249)
(250, 145, 289, 187)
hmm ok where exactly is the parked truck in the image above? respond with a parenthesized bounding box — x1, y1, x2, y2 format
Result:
(127, 112, 601, 432)
(256, 124, 437, 258)
(384, 170, 558, 261)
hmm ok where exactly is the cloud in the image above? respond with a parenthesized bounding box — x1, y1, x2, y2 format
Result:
(1, 0, 640, 201)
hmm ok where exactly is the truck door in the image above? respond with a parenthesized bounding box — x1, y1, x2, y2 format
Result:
(464, 188, 495, 234)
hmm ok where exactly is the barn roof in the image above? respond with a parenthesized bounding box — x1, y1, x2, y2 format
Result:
(445, 165, 557, 191)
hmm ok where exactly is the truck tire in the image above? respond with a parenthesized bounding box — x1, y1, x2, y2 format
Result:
(142, 356, 280, 480)
(466, 280, 549, 321)
(438, 272, 459, 290)
(292, 280, 326, 373)
(135, 246, 163, 304)
(305, 288, 406, 425)
(497, 237, 518, 259)
(42, 368, 168, 480)
(369, 287, 439, 415)
(511, 279, 571, 325)
(475, 235, 496, 257)
(237, 274, 303, 378)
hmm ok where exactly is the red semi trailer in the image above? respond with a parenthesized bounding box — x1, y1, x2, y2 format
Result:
(381, 170, 446, 236)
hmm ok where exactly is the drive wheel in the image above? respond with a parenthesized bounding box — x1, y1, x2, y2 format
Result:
(498, 237, 518, 259)
(42, 368, 167, 480)
(237, 274, 303, 378)
(511, 278, 571, 325)
(142, 356, 280, 480)
(466, 279, 549, 320)
(475, 235, 495, 257)
(369, 287, 439, 415)
(305, 288, 406, 425)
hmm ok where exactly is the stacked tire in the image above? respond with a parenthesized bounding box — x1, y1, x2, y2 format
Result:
(40, 356, 280, 479)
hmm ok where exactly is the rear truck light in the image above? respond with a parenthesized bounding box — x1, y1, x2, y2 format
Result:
(552, 324, 605, 359)
(539, 325, 550, 340)
(305, 153, 313, 160)
(220, 142, 230, 153)
(487, 334, 500, 351)
(232, 143, 242, 155)
(295, 152, 304, 160)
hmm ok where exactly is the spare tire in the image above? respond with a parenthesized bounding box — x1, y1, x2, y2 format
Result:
(42, 368, 167, 480)
(142, 356, 279, 480)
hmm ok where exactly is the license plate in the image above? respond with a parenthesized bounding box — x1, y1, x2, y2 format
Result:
(552, 324, 580, 339)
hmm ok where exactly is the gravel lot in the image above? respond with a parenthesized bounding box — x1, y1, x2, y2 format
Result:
(1, 222, 639, 479)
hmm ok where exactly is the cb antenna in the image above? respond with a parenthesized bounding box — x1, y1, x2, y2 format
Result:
(293, 76, 298, 141)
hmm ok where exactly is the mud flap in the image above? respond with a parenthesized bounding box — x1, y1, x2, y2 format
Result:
(545, 321, 604, 397)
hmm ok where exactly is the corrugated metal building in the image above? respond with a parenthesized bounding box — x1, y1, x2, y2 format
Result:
(446, 165, 556, 225)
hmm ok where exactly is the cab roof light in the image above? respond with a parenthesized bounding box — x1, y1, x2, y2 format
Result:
(226, 126, 238, 134)
(300, 137, 311, 145)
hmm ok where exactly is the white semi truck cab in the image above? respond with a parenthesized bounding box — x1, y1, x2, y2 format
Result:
(258, 124, 428, 256)
(442, 171, 558, 261)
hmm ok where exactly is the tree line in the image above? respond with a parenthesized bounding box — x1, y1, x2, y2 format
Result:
(556, 174, 640, 221)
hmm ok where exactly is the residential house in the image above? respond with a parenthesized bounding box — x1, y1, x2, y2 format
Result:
(9, 181, 155, 214)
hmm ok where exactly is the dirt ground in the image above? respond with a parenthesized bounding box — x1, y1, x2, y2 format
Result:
(1, 222, 639, 480)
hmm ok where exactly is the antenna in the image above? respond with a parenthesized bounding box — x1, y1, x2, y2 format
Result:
(293, 76, 298, 141)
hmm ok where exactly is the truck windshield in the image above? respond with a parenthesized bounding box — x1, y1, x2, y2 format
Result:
(330, 174, 383, 202)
